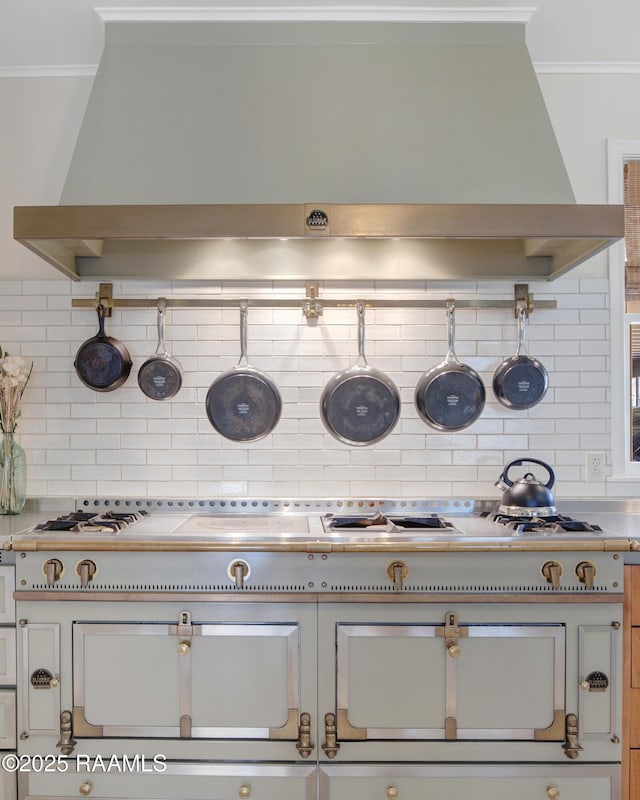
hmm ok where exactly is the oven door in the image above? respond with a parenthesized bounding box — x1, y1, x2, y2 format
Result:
(72, 613, 303, 742)
(318, 604, 571, 754)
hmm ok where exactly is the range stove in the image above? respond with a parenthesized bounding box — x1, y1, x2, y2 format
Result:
(10, 498, 631, 800)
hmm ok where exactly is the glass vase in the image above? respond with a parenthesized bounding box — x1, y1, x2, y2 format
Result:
(0, 431, 27, 515)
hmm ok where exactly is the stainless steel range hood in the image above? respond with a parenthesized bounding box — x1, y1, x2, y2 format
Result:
(13, 20, 623, 282)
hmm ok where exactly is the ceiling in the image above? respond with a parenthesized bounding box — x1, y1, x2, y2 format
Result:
(2, 0, 640, 69)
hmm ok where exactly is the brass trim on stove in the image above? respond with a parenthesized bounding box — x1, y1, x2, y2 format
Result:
(72, 707, 103, 737)
(533, 709, 566, 741)
(9, 538, 637, 553)
(445, 716, 457, 740)
(179, 714, 191, 738)
(268, 708, 299, 740)
(336, 708, 368, 741)
(13, 591, 625, 604)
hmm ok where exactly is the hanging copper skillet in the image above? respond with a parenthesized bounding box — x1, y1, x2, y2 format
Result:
(74, 304, 132, 392)
(320, 301, 401, 446)
(205, 303, 282, 442)
(492, 306, 549, 410)
(414, 301, 485, 431)
(138, 299, 183, 401)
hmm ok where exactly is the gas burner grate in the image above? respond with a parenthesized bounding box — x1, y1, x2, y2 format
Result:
(489, 513, 602, 534)
(323, 513, 457, 531)
(35, 510, 148, 533)
(388, 515, 456, 530)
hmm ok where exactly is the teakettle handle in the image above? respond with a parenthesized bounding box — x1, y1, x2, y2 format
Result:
(500, 458, 555, 489)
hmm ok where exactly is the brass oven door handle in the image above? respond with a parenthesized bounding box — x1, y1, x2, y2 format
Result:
(322, 712, 341, 758)
(296, 711, 313, 758)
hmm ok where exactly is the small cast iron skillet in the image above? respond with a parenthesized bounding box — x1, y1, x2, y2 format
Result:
(492, 306, 549, 410)
(138, 299, 183, 401)
(74, 304, 132, 392)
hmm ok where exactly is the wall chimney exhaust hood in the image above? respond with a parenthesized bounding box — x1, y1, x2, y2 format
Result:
(13, 17, 623, 282)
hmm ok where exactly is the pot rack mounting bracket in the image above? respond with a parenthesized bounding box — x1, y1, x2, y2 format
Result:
(70, 283, 555, 316)
(96, 283, 113, 317)
(514, 283, 534, 317)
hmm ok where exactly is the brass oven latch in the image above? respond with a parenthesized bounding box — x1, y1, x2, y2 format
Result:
(296, 712, 314, 758)
(562, 712, 583, 759)
(169, 611, 200, 655)
(322, 712, 340, 759)
(436, 611, 468, 658)
(57, 709, 76, 755)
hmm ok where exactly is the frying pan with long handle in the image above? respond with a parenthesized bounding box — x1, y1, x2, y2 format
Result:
(414, 301, 485, 431)
(320, 301, 401, 446)
(138, 299, 183, 401)
(74, 304, 132, 392)
(205, 303, 282, 442)
(492, 306, 549, 410)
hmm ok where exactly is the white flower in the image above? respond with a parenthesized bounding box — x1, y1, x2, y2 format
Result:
(1, 355, 29, 380)
(0, 349, 33, 433)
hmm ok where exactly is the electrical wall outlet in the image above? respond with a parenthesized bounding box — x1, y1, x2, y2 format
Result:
(586, 452, 605, 481)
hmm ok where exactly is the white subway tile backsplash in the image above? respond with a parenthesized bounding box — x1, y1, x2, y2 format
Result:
(1, 276, 617, 500)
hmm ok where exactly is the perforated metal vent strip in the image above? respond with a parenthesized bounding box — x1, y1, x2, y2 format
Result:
(31, 583, 308, 592)
(328, 583, 614, 593)
(75, 497, 488, 515)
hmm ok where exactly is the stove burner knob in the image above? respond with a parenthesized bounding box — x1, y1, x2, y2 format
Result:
(546, 788, 560, 800)
(541, 560, 563, 590)
(43, 559, 63, 586)
(387, 561, 408, 590)
(575, 561, 597, 590)
(238, 785, 251, 799)
(75, 559, 97, 588)
(79, 782, 93, 796)
(177, 641, 191, 656)
(386, 787, 399, 800)
(228, 560, 250, 589)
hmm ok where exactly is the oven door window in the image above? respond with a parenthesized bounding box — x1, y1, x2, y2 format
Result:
(72, 621, 300, 740)
(335, 622, 565, 741)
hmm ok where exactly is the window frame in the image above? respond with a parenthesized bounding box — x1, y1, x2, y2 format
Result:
(607, 139, 640, 478)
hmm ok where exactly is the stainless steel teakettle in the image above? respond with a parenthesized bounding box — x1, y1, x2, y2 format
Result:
(495, 458, 557, 516)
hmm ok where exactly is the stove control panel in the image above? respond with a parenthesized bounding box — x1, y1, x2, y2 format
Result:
(15, 550, 624, 596)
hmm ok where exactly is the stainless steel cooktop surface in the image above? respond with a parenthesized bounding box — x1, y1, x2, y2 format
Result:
(7, 498, 638, 553)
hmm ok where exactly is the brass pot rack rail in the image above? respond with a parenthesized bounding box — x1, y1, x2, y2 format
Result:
(71, 282, 557, 319)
